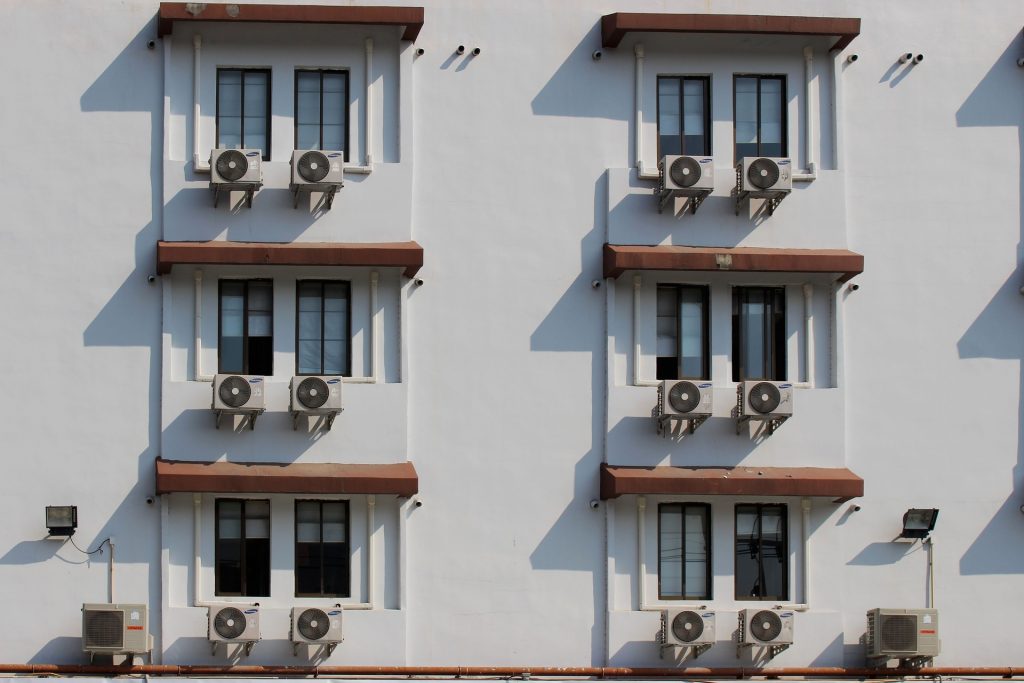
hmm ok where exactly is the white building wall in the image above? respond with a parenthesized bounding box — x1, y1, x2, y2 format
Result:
(0, 0, 1021, 671)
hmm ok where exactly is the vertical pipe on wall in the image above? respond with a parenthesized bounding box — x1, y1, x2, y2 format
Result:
(633, 45, 659, 180)
(346, 38, 375, 174)
(192, 35, 210, 173)
(926, 538, 935, 608)
(803, 284, 815, 387)
(778, 498, 812, 612)
(108, 539, 115, 604)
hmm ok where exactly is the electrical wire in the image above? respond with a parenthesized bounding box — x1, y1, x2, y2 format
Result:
(67, 536, 109, 556)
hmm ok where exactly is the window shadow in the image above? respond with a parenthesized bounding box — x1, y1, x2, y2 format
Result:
(954, 33, 1024, 576)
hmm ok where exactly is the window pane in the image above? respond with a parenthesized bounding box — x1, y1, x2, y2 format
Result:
(322, 124, 344, 152)
(296, 502, 321, 543)
(296, 542, 321, 594)
(679, 287, 705, 379)
(218, 501, 242, 539)
(682, 79, 705, 135)
(659, 506, 683, 598)
(216, 540, 241, 594)
(761, 507, 787, 599)
(218, 71, 242, 117)
(323, 542, 349, 596)
(296, 91, 321, 126)
(324, 343, 345, 376)
(683, 507, 709, 598)
(298, 340, 322, 375)
(735, 506, 761, 598)
(220, 283, 244, 373)
(245, 500, 270, 539)
(759, 78, 783, 152)
(296, 71, 320, 93)
(297, 125, 320, 151)
(742, 290, 766, 380)
(298, 311, 322, 340)
(658, 78, 681, 156)
(218, 117, 242, 149)
(243, 73, 267, 116)
(656, 286, 679, 358)
(244, 537, 270, 596)
(323, 502, 346, 542)
(735, 77, 758, 158)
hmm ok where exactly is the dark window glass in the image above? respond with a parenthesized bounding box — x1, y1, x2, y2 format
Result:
(656, 285, 709, 381)
(658, 76, 711, 157)
(732, 287, 786, 381)
(658, 503, 712, 600)
(217, 69, 271, 160)
(735, 504, 788, 600)
(216, 499, 270, 597)
(219, 280, 273, 376)
(295, 500, 350, 597)
(296, 281, 351, 376)
(734, 75, 786, 160)
(295, 70, 349, 160)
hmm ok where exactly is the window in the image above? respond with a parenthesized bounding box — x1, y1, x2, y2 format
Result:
(734, 75, 786, 159)
(217, 68, 271, 160)
(657, 76, 711, 157)
(296, 281, 351, 376)
(295, 70, 349, 159)
(215, 499, 271, 597)
(219, 280, 273, 376)
(732, 287, 786, 381)
(656, 285, 710, 381)
(658, 503, 712, 600)
(735, 504, 788, 600)
(295, 500, 350, 597)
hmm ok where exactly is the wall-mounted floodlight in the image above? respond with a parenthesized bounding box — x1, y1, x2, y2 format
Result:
(900, 508, 938, 539)
(45, 505, 78, 537)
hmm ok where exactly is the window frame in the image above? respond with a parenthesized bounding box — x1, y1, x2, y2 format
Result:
(214, 498, 271, 598)
(734, 503, 789, 602)
(656, 284, 711, 381)
(216, 67, 273, 161)
(656, 75, 712, 158)
(732, 74, 787, 161)
(731, 286, 787, 382)
(294, 280, 352, 377)
(218, 278, 274, 376)
(293, 69, 350, 162)
(294, 499, 352, 598)
(657, 502, 713, 601)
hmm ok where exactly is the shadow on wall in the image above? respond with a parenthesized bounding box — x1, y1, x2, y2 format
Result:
(954, 33, 1024, 576)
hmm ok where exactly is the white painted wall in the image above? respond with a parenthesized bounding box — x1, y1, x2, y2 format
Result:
(0, 0, 1021, 671)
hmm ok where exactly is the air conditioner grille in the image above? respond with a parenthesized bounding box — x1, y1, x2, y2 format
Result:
(747, 158, 780, 190)
(297, 151, 331, 183)
(671, 610, 705, 643)
(84, 610, 123, 649)
(669, 157, 701, 188)
(668, 381, 702, 413)
(297, 377, 330, 409)
(297, 608, 330, 641)
(750, 610, 783, 642)
(213, 607, 247, 640)
(219, 375, 252, 408)
(216, 150, 249, 182)
(748, 382, 781, 414)
(880, 614, 918, 653)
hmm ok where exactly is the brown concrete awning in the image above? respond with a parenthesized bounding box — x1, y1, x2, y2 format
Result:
(157, 3, 425, 41)
(155, 458, 419, 497)
(600, 464, 863, 502)
(157, 240, 423, 277)
(601, 13, 860, 52)
(603, 244, 863, 283)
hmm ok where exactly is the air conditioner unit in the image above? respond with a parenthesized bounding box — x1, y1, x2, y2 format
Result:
(737, 380, 794, 420)
(659, 380, 713, 418)
(739, 608, 794, 647)
(290, 607, 343, 655)
(209, 148, 263, 208)
(290, 150, 345, 210)
(290, 376, 344, 430)
(212, 374, 265, 429)
(662, 609, 715, 647)
(660, 155, 714, 192)
(866, 608, 939, 662)
(737, 157, 792, 193)
(82, 603, 151, 658)
(208, 604, 260, 654)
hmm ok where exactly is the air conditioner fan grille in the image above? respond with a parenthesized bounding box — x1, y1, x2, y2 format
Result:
(880, 614, 918, 653)
(747, 158, 780, 190)
(84, 610, 124, 649)
(297, 151, 331, 183)
(213, 607, 247, 640)
(297, 377, 330, 409)
(668, 381, 702, 413)
(671, 610, 705, 643)
(748, 382, 781, 414)
(219, 376, 252, 408)
(749, 610, 783, 642)
(669, 157, 702, 188)
(216, 150, 249, 182)
(297, 608, 331, 641)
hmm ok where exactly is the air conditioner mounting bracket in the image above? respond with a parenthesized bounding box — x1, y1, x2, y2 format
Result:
(735, 415, 788, 436)
(215, 408, 264, 430)
(657, 188, 710, 214)
(658, 413, 708, 436)
(291, 409, 342, 431)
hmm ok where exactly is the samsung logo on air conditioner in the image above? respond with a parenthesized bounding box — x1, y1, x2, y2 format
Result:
(777, 159, 791, 166)
(243, 608, 258, 615)
(326, 378, 341, 384)
(245, 151, 260, 157)
(779, 383, 792, 389)
(698, 382, 712, 388)
(699, 158, 713, 163)
(328, 153, 343, 158)
(248, 378, 263, 384)
(327, 610, 342, 616)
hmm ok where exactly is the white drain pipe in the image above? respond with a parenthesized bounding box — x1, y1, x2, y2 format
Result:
(777, 498, 812, 612)
(192, 35, 210, 174)
(792, 46, 818, 183)
(633, 45, 659, 181)
(346, 38, 374, 174)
